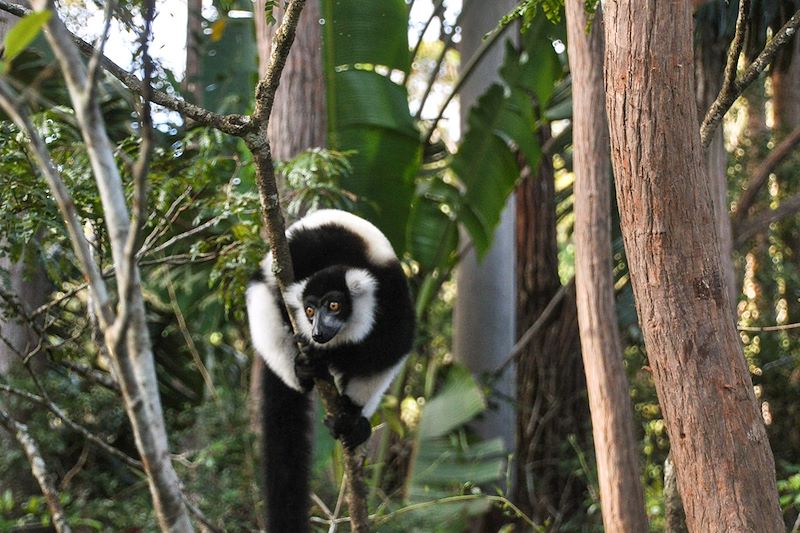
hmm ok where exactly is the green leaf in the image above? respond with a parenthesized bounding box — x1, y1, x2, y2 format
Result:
(418, 365, 486, 440)
(451, 84, 522, 256)
(408, 179, 460, 272)
(322, 0, 411, 73)
(2, 10, 51, 66)
(325, 69, 420, 252)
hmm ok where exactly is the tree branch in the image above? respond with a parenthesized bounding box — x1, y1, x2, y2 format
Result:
(732, 124, 800, 224)
(734, 192, 800, 246)
(701, 8, 800, 146)
(0, 406, 72, 533)
(114, 0, 154, 345)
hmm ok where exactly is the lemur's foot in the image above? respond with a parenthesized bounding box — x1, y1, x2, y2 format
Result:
(324, 395, 372, 449)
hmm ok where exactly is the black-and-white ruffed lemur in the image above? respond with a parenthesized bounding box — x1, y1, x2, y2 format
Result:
(246, 209, 415, 532)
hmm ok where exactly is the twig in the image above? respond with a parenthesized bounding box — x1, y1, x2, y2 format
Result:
(180, 494, 226, 533)
(85, 0, 117, 106)
(165, 269, 218, 400)
(496, 280, 572, 375)
(407, 0, 446, 88)
(732, 124, 800, 224)
(701, 7, 800, 147)
(0, 406, 73, 533)
(115, 0, 154, 347)
(737, 322, 800, 332)
(59, 359, 120, 391)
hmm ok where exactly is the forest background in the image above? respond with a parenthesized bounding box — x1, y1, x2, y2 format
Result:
(0, 0, 799, 531)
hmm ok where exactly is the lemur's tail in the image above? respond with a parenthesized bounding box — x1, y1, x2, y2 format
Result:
(261, 363, 312, 533)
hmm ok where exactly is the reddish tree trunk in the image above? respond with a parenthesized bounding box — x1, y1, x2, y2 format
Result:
(565, 3, 648, 531)
(603, 2, 783, 531)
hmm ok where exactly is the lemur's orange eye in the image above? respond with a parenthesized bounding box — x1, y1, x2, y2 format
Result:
(328, 301, 341, 312)
(305, 306, 315, 319)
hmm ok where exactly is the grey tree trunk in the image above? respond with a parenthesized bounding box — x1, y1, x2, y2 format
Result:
(452, 0, 516, 462)
(565, 2, 648, 531)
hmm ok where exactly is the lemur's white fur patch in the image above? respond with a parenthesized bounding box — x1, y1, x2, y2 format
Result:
(246, 276, 304, 392)
(285, 269, 378, 349)
(332, 357, 408, 417)
(287, 209, 397, 266)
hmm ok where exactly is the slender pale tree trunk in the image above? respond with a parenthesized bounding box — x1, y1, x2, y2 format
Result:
(565, 3, 648, 531)
(453, 0, 516, 459)
(603, 2, 783, 531)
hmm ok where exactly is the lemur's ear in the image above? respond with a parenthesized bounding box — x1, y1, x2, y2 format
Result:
(345, 269, 377, 296)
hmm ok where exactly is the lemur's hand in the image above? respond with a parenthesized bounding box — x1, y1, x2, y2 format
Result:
(324, 395, 371, 449)
(294, 353, 327, 392)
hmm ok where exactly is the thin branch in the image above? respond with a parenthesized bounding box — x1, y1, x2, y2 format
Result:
(59, 359, 120, 392)
(0, 0, 252, 137)
(85, 0, 117, 105)
(734, 192, 800, 246)
(0, 406, 73, 533)
(114, 0, 154, 344)
(738, 322, 800, 332)
(701, 8, 800, 146)
(165, 270, 218, 401)
(180, 494, 225, 533)
(407, 0, 445, 88)
(732, 124, 800, 224)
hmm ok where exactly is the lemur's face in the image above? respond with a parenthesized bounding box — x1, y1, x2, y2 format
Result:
(302, 288, 352, 344)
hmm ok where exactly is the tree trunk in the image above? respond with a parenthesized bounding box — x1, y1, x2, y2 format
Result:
(771, 26, 800, 134)
(512, 131, 590, 528)
(254, 0, 325, 163)
(453, 0, 517, 459)
(184, 0, 204, 105)
(694, 11, 735, 312)
(603, 2, 784, 531)
(565, 3, 648, 531)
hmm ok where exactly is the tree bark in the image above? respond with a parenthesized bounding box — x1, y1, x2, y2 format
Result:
(771, 24, 800, 134)
(565, 3, 648, 531)
(254, 0, 325, 163)
(513, 134, 590, 527)
(603, 2, 783, 531)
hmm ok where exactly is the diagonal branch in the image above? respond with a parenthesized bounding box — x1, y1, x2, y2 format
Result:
(701, 8, 800, 147)
(0, 382, 144, 470)
(732, 124, 800, 225)
(734, 192, 800, 247)
(114, 0, 154, 344)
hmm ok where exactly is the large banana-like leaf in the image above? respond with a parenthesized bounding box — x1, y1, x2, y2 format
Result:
(451, 17, 564, 257)
(322, 0, 420, 252)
